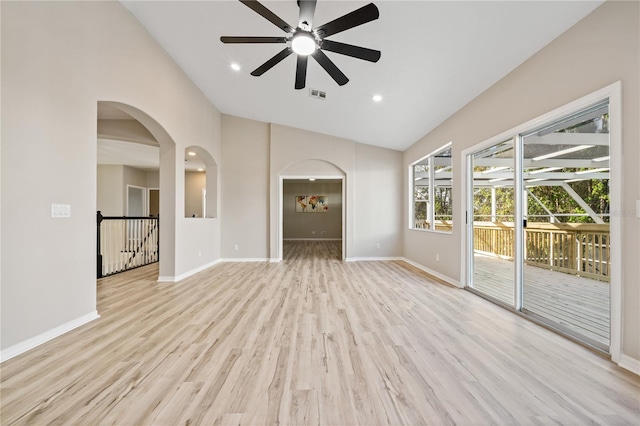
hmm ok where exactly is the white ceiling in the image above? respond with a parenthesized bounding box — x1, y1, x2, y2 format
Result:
(121, 0, 602, 151)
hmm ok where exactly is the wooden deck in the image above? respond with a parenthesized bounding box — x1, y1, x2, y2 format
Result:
(473, 253, 610, 348)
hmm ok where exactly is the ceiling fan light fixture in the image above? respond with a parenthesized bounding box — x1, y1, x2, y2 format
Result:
(291, 32, 316, 55)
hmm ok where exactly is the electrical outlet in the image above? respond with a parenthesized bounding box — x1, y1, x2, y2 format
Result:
(312, 231, 316, 235)
(320, 230, 326, 234)
(234, 244, 239, 251)
(198, 250, 202, 257)
(436, 253, 440, 262)
(376, 243, 381, 249)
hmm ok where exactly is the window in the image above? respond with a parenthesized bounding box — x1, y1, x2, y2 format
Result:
(411, 143, 453, 232)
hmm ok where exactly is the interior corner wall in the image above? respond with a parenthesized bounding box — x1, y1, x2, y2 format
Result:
(1, 1, 221, 355)
(402, 1, 639, 362)
(283, 181, 342, 240)
(220, 114, 270, 259)
(354, 143, 403, 258)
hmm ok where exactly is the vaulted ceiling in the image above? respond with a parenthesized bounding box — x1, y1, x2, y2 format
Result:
(121, 0, 603, 151)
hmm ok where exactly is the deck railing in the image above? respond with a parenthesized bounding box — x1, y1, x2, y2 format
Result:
(97, 211, 159, 278)
(413, 219, 453, 232)
(473, 222, 610, 282)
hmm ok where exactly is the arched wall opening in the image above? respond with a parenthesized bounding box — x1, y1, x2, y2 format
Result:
(97, 101, 178, 279)
(184, 146, 218, 219)
(278, 159, 346, 261)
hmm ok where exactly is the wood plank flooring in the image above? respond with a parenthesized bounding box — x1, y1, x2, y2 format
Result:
(473, 253, 610, 347)
(1, 241, 638, 425)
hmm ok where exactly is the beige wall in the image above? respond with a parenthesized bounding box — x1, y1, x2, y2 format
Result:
(354, 143, 403, 258)
(220, 115, 270, 259)
(1, 1, 221, 353)
(97, 165, 123, 216)
(270, 124, 355, 259)
(185, 171, 206, 218)
(221, 117, 403, 260)
(283, 181, 342, 240)
(403, 1, 639, 362)
(146, 171, 159, 189)
(97, 165, 159, 216)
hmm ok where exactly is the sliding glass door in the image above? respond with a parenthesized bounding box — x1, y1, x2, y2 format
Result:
(468, 140, 515, 306)
(521, 103, 610, 350)
(467, 101, 611, 351)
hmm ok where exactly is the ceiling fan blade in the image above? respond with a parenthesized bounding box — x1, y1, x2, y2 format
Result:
(320, 39, 380, 63)
(295, 55, 308, 89)
(251, 47, 294, 76)
(311, 50, 348, 86)
(297, 0, 317, 29)
(314, 3, 379, 38)
(221, 36, 288, 44)
(240, 0, 293, 33)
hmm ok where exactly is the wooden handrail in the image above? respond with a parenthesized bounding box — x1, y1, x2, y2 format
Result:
(97, 212, 159, 278)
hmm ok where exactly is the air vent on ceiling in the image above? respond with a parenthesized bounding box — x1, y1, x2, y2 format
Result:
(309, 89, 326, 100)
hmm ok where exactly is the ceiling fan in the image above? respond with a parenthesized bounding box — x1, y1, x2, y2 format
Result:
(220, 0, 381, 89)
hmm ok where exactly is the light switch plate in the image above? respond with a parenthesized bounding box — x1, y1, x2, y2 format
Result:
(51, 203, 71, 218)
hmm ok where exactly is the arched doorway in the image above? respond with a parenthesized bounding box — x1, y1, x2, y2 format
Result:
(96, 101, 178, 279)
(278, 159, 346, 261)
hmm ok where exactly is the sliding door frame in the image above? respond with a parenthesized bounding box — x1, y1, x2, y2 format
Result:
(460, 82, 622, 361)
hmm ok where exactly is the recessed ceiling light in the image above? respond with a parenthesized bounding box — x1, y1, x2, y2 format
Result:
(197, 168, 204, 172)
(230, 63, 241, 71)
(309, 178, 316, 181)
(372, 94, 382, 102)
(188, 151, 196, 156)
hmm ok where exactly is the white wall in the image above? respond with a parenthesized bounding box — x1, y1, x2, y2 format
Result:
(402, 1, 639, 364)
(1, 1, 221, 355)
(283, 181, 342, 240)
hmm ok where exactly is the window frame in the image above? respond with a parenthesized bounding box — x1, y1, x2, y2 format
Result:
(409, 142, 453, 233)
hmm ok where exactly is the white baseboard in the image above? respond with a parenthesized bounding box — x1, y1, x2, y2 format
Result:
(0, 311, 100, 363)
(220, 258, 270, 263)
(158, 259, 222, 283)
(400, 257, 461, 288)
(618, 354, 640, 376)
(345, 256, 404, 262)
(283, 238, 342, 241)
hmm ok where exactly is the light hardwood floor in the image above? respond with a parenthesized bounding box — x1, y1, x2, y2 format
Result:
(1, 241, 638, 425)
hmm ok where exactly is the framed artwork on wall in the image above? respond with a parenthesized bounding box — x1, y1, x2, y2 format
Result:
(296, 195, 328, 212)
